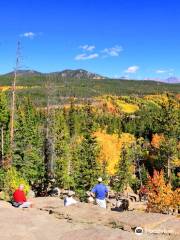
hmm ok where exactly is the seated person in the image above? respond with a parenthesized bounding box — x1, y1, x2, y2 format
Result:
(13, 184, 32, 208)
(64, 191, 77, 207)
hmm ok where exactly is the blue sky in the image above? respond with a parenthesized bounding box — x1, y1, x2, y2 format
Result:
(0, 0, 180, 79)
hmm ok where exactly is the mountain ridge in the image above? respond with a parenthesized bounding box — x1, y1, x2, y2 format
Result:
(3, 69, 106, 80)
(2, 69, 180, 84)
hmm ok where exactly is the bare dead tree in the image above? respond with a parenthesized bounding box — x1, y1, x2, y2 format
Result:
(44, 74, 55, 190)
(9, 41, 21, 165)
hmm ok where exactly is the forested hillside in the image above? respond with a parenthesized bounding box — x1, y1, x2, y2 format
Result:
(0, 73, 180, 106)
(0, 88, 179, 211)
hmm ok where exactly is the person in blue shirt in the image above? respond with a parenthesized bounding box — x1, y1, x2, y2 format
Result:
(91, 177, 109, 209)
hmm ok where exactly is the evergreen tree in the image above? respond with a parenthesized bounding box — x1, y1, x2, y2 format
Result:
(0, 93, 10, 163)
(75, 103, 101, 197)
(114, 144, 135, 192)
(158, 94, 179, 138)
(76, 132, 100, 191)
(0, 93, 9, 127)
(154, 137, 178, 182)
(13, 97, 44, 182)
(54, 111, 74, 189)
(68, 99, 77, 137)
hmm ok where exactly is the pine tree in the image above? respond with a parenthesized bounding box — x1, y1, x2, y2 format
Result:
(54, 110, 74, 189)
(13, 97, 44, 182)
(0, 93, 10, 163)
(68, 99, 77, 137)
(160, 94, 179, 138)
(114, 144, 135, 192)
(75, 103, 101, 197)
(0, 93, 9, 127)
(154, 137, 178, 182)
(76, 132, 100, 190)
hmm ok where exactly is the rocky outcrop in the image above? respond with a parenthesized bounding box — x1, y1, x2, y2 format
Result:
(0, 198, 179, 240)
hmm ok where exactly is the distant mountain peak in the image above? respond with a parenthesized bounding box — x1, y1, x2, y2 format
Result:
(3, 69, 106, 80)
(164, 77, 180, 84)
(4, 69, 42, 77)
(52, 69, 106, 79)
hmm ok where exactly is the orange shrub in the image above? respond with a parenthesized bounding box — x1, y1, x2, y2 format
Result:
(147, 170, 179, 214)
(151, 134, 165, 149)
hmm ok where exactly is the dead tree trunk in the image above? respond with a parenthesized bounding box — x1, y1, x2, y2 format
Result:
(43, 75, 55, 193)
(167, 156, 172, 184)
(9, 41, 20, 165)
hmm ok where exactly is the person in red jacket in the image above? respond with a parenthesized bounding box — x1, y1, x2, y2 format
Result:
(13, 184, 32, 208)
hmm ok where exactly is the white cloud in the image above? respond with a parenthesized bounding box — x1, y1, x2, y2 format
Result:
(75, 44, 123, 61)
(75, 53, 99, 60)
(20, 32, 36, 39)
(102, 45, 123, 57)
(156, 69, 167, 74)
(80, 45, 95, 51)
(125, 66, 139, 73)
(156, 69, 174, 74)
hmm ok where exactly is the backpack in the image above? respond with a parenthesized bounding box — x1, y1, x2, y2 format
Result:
(12, 201, 23, 208)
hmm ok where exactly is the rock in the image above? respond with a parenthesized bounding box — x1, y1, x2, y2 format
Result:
(122, 224, 132, 232)
(87, 196, 94, 203)
(48, 187, 61, 197)
(0, 200, 12, 208)
(108, 190, 116, 198)
(27, 190, 35, 198)
(67, 190, 75, 196)
(0, 197, 179, 240)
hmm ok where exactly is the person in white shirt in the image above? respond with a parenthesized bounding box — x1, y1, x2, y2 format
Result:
(64, 191, 77, 207)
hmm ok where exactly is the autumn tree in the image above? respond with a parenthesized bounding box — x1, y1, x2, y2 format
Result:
(147, 170, 177, 213)
(95, 132, 135, 176)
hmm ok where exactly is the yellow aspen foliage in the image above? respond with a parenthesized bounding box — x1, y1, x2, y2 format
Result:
(95, 95, 139, 114)
(151, 134, 165, 149)
(0, 86, 28, 92)
(174, 142, 180, 166)
(115, 100, 139, 113)
(0, 86, 11, 91)
(94, 131, 135, 175)
(2, 168, 30, 200)
(171, 158, 180, 167)
(144, 94, 169, 105)
(147, 170, 178, 213)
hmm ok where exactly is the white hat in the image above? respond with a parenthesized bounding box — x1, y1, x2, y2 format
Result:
(98, 177, 102, 182)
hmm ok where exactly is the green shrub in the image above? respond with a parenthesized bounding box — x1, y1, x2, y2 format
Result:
(3, 167, 30, 199)
(75, 189, 87, 202)
(0, 168, 5, 190)
(131, 177, 141, 193)
(172, 173, 180, 189)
